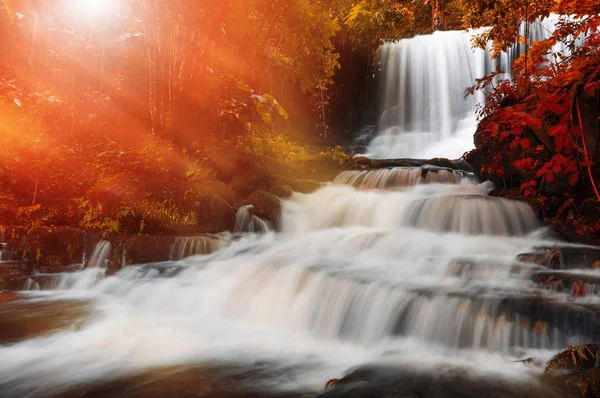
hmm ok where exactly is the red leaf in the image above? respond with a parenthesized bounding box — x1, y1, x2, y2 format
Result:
(568, 171, 579, 185)
(548, 124, 567, 136)
(547, 102, 568, 115)
(515, 157, 534, 170)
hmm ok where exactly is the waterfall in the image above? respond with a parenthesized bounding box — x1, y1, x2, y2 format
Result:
(334, 166, 471, 189)
(282, 184, 539, 236)
(87, 240, 111, 269)
(0, 18, 597, 392)
(234, 205, 273, 233)
(1, 173, 599, 396)
(366, 18, 561, 159)
(0, 227, 17, 263)
(169, 234, 230, 261)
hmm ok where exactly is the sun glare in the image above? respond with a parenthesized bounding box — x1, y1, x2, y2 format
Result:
(66, 0, 117, 21)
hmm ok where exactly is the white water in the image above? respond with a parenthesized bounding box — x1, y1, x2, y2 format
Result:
(366, 18, 560, 159)
(87, 240, 111, 269)
(2, 180, 597, 397)
(234, 205, 274, 233)
(334, 166, 472, 189)
(170, 234, 231, 261)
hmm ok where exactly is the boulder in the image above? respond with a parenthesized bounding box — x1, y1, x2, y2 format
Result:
(247, 190, 281, 224)
(342, 156, 373, 171)
(425, 157, 460, 170)
(266, 185, 294, 199)
(194, 194, 236, 233)
(272, 179, 323, 194)
(122, 235, 178, 266)
(371, 159, 414, 168)
(19, 227, 89, 267)
(304, 151, 352, 180)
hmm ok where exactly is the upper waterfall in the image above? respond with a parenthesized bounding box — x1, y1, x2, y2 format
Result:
(365, 18, 559, 159)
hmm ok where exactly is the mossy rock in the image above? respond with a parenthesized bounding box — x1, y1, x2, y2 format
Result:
(371, 159, 414, 168)
(266, 185, 294, 199)
(194, 194, 235, 233)
(342, 156, 373, 171)
(425, 158, 459, 170)
(273, 179, 323, 194)
(247, 190, 281, 224)
(352, 156, 373, 167)
(303, 152, 352, 180)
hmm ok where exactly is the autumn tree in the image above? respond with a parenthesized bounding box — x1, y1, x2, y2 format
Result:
(465, 0, 600, 238)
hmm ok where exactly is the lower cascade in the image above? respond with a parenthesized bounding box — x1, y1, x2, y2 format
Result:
(2, 171, 599, 397)
(334, 166, 471, 189)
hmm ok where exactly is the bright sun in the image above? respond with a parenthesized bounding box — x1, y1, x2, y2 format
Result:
(66, 0, 117, 21)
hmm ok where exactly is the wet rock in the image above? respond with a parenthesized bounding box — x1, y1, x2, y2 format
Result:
(425, 157, 460, 170)
(267, 185, 294, 199)
(49, 364, 313, 398)
(19, 228, 91, 267)
(517, 247, 600, 270)
(545, 344, 599, 374)
(0, 291, 20, 303)
(0, 299, 89, 344)
(194, 194, 236, 233)
(303, 151, 351, 180)
(116, 208, 143, 233)
(122, 235, 178, 266)
(273, 179, 324, 194)
(0, 275, 33, 291)
(318, 364, 577, 398)
(247, 190, 281, 224)
(351, 156, 373, 167)
(371, 159, 416, 168)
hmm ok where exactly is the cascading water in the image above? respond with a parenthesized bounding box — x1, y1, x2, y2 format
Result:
(0, 227, 17, 263)
(334, 165, 472, 189)
(234, 205, 274, 233)
(87, 240, 111, 269)
(1, 18, 596, 396)
(169, 234, 231, 261)
(2, 172, 599, 397)
(366, 18, 561, 159)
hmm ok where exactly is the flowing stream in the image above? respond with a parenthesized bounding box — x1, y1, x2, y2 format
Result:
(2, 173, 600, 397)
(2, 18, 599, 397)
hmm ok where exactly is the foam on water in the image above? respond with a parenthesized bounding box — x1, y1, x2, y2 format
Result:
(2, 180, 592, 397)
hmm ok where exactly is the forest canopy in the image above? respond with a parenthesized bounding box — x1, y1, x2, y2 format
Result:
(0, 0, 599, 237)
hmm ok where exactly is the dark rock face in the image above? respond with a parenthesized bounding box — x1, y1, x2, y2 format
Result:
(317, 365, 577, 398)
(267, 185, 294, 199)
(425, 157, 459, 170)
(247, 190, 282, 225)
(194, 194, 236, 233)
(41, 364, 314, 398)
(18, 228, 102, 267)
(0, 298, 90, 344)
(272, 180, 324, 195)
(122, 235, 178, 266)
